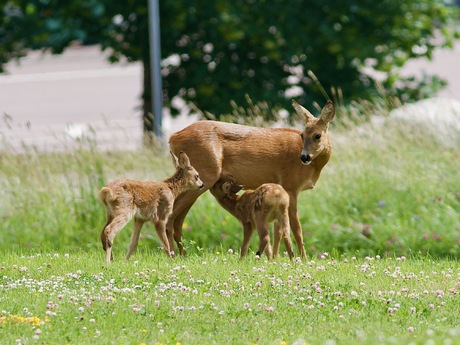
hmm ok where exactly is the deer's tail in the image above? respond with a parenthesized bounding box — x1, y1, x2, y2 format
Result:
(99, 187, 114, 206)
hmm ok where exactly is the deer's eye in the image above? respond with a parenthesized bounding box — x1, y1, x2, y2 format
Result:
(314, 134, 321, 141)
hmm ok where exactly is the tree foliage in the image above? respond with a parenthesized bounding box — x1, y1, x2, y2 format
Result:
(160, 0, 459, 116)
(1, 0, 459, 123)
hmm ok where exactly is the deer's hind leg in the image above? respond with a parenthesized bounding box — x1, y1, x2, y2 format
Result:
(240, 222, 254, 258)
(273, 210, 294, 260)
(154, 220, 172, 257)
(255, 215, 273, 259)
(272, 221, 282, 259)
(126, 218, 145, 260)
(102, 214, 132, 264)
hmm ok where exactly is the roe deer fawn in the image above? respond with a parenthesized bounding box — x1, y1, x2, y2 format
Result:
(99, 151, 204, 263)
(211, 176, 294, 260)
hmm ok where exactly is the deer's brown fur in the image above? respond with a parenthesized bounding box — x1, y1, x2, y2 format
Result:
(168, 100, 335, 258)
(99, 151, 203, 263)
(211, 176, 295, 260)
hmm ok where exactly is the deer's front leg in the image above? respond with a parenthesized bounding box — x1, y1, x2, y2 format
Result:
(287, 193, 307, 259)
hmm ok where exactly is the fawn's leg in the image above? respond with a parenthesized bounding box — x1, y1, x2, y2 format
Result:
(102, 214, 131, 264)
(273, 221, 282, 259)
(126, 218, 145, 260)
(240, 222, 254, 258)
(154, 220, 172, 257)
(101, 214, 114, 253)
(255, 217, 272, 259)
(280, 211, 294, 260)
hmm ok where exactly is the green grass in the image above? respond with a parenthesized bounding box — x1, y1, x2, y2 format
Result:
(1, 252, 459, 345)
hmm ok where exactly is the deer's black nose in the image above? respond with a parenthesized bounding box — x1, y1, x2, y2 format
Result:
(300, 154, 312, 164)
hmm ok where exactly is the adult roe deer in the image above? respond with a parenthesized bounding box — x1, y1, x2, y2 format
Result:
(210, 175, 295, 260)
(99, 151, 204, 263)
(168, 100, 335, 258)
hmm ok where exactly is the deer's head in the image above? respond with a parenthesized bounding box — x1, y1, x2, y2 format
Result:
(171, 151, 205, 190)
(293, 100, 335, 165)
(213, 175, 244, 198)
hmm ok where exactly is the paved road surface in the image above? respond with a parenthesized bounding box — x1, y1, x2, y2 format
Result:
(0, 45, 197, 152)
(0, 43, 458, 153)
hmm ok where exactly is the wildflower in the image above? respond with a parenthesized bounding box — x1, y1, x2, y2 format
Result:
(408, 327, 414, 333)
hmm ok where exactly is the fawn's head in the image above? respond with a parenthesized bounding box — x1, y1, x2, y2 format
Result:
(171, 151, 204, 190)
(213, 175, 244, 198)
(293, 100, 335, 165)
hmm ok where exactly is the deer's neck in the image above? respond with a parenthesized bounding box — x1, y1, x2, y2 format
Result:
(218, 194, 241, 218)
(314, 144, 332, 170)
(164, 169, 188, 197)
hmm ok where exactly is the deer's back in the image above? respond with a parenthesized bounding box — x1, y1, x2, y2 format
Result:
(169, 121, 331, 192)
(102, 179, 174, 221)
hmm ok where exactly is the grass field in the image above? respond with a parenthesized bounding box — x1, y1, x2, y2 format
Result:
(1, 252, 460, 344)
(1, 100, 459, 344)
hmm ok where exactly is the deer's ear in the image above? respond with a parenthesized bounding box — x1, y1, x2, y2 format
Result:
(170, 151, 179, 168)
(222, 182, 233, 195)
(178, 151, 191, 169)
(230, 184, 244, 194)
(320, 100, 335, 123)
(292, 99, 315, 122)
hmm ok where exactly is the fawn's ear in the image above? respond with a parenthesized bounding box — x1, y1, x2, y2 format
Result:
(178, 151, 191, 169)
(170, 151, 179, 168)
(222, 182, 233, 195)
(230, 183, 244, 194)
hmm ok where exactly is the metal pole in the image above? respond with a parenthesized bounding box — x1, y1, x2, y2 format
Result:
(148, 0, 163, 138)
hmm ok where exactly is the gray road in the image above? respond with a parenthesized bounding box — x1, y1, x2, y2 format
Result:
(0, 43, 459, 153)
(0, 45, 196, 152)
